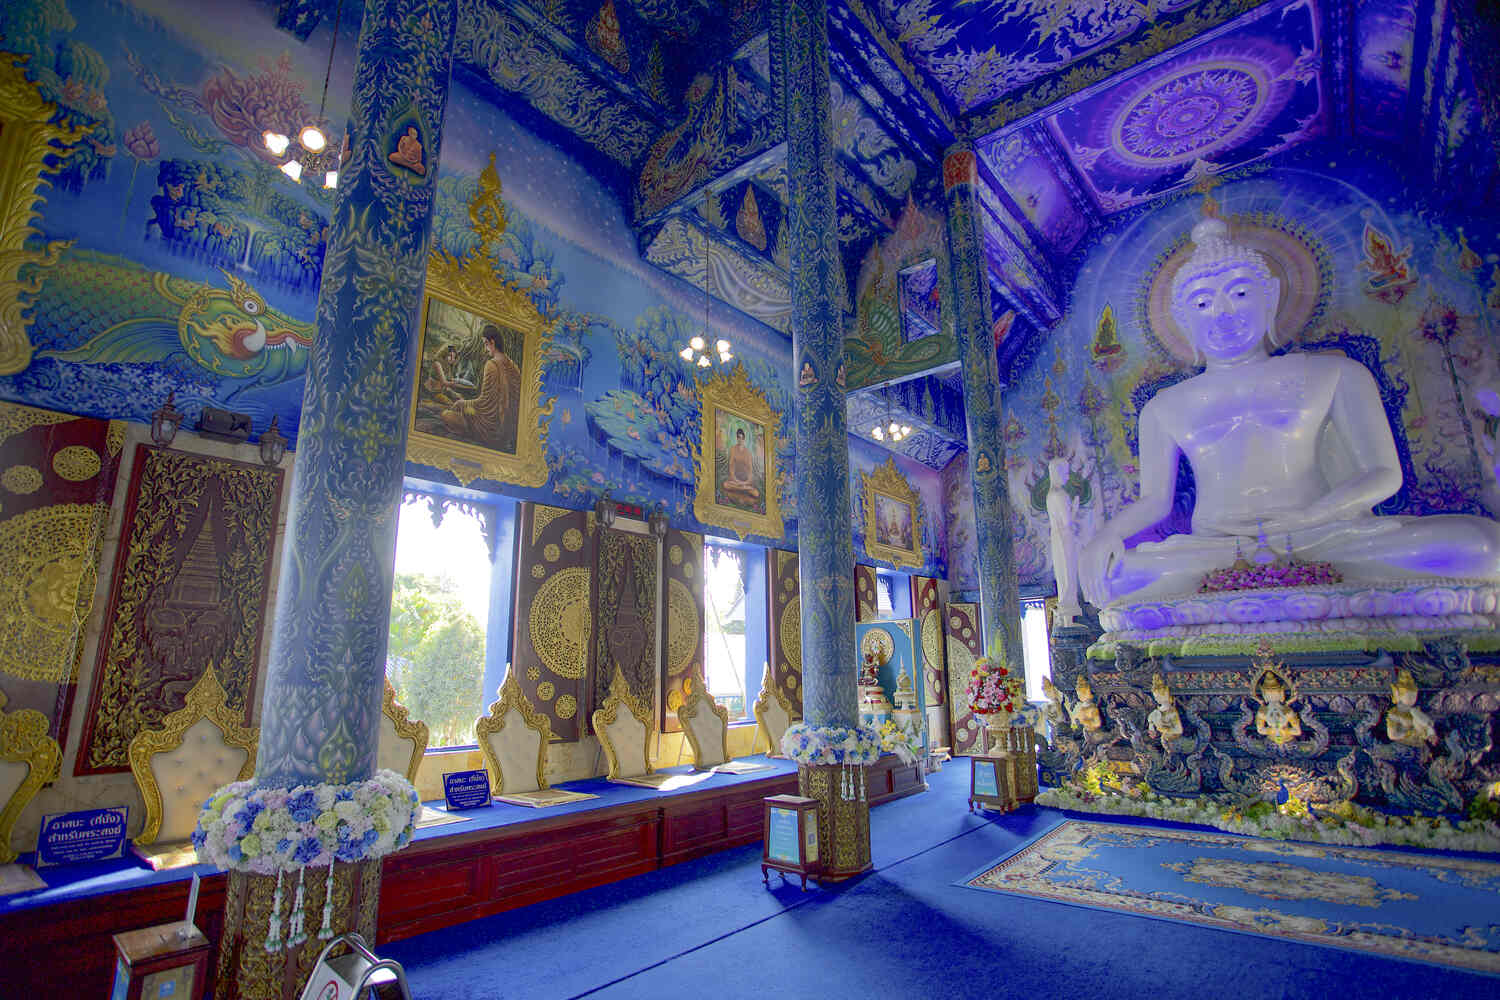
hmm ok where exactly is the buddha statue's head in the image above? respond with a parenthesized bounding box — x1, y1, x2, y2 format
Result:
(1391, 669, 1419, 707)
(1258, 670, 1287, 704)
(1170, 216, 1281, 364)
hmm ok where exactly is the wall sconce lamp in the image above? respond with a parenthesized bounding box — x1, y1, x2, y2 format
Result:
(649, 502, 668, 539)
(259, 416, 288, 467)
(151, 392, 184, 447)
(594, 491, 616, 529)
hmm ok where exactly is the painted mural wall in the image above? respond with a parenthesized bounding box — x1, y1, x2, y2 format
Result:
(1000, 140, 1500, 592)
(0, 0, 951, 576)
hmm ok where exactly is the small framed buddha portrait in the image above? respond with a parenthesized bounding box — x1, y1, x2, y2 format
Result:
(693, 365, 784, 540)
(863, 458, 923, 570)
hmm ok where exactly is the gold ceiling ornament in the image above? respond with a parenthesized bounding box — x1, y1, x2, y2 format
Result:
(862, 456, 925, 571)
(0, 55, 90, 375)
(528, 566, 591, 679)
(406, 153, 555, 487)
(476, 668, 553, 793)
(692, 363, 784, 541)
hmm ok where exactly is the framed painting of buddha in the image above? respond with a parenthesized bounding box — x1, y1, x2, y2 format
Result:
(693, 364, 784, 541)
(863, 458, 923, 571)
(405, 159, 553, 487)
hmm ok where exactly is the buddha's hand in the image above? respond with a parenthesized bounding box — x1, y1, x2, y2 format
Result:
(1079, 528, 1126, 607)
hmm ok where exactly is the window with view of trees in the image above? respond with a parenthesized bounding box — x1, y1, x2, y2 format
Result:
(703, 541, 767, 723)
(385, 490, 514, 749)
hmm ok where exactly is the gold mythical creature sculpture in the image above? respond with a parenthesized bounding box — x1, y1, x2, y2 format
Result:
(1147, 673, 1183, 744)
(1253, 666, 1303, 746)
(1069, 675, 1102, 733)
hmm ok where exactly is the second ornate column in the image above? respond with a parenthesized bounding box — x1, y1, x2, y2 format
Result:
(942, 144, 1025, 678)
(774, 0, 870, 877)
(209, 3, 459, 996)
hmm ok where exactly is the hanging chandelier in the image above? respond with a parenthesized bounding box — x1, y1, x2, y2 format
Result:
(680, 192, 731, 368)
(263, 0, 345, 189)
(870, 393, 911, 442)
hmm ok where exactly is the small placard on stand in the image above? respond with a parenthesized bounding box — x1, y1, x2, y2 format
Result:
(761, 794, 821, 890)
(110, 921, 210, 1000)
(442, 769, 492, 811)
(969, 754, 1016, 814)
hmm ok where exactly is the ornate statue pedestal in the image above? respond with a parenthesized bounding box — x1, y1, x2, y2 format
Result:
(215, 860, 381, 1000)
(858, 683, 892, 728)
(797, 764, 872, 880)
(1092, 578, 1500, 659)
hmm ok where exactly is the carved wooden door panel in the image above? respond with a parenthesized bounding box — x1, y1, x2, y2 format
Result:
(661, 528, 703, 731)
(591, 526, 658, 727)
(767, 548, 802, 717)
(78, 446, 282, 774)
(912, 576, 945, 710)
(854, 563, 878, 622)
(944, 602, 984, 755)
(511, 503, 593, 742)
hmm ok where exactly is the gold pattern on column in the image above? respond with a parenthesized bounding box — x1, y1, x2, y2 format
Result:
(0, 54, 90, 375)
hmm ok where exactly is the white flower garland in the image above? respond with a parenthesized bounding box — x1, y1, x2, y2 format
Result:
(192, 769, 419, 875)
(780, 723, 883, 765)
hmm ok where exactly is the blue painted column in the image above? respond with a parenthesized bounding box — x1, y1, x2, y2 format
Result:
(256, 0, 459, 788)
(775, 0, 857, 731)
(942, 145, 1024, 676)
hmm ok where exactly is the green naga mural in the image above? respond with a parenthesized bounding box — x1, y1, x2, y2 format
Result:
(37, 254, 314, 390)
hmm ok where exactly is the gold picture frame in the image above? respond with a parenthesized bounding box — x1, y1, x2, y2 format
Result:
(863, 457, 924, 570)
(692, 364, 784, 540)
(406, 154, 553, 487)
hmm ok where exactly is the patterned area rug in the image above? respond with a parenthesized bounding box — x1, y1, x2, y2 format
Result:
(963, 820, 1500, 974)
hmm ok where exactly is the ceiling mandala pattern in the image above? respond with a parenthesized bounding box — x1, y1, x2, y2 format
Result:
(1042, 0, 1324, 212)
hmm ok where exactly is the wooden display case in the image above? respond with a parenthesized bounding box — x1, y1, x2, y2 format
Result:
(761, 794, 821, 890)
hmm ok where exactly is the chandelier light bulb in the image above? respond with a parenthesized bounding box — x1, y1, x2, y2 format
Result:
(263, 131, 291, 156)
(715, 339, 730, 352)
(679, 347, 694, 361)
(279, 159, 304, 182)
(697, 355, 711, 368)
(690, 336, 705, 351)
(901, 424, 911, 435)
(872, 427, 884, 440)
(718, 351, 732, 363)
(299, 125, 328, 152)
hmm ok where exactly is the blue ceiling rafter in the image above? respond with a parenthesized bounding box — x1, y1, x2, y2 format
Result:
(959, 0, 1270, 138)
(275, 0, 335, 42)
(494, 0, 670, 125)
(827, 41, 941, 170)
(640, 213, 793, 334)
(1016, 124, 1102, 236)
(828, 0, 955, 147)
(973, 150, 1061, 281)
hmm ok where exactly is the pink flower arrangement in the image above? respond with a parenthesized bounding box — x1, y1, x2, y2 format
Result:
(964, 657, 1023, 715)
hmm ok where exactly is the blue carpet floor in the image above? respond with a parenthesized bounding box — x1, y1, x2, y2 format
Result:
(385, 765, 1500, 999)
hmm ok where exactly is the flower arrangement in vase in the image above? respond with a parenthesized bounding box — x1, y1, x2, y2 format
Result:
(965, 656, 1023, 728)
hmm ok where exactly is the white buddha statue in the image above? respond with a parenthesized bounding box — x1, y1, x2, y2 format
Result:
(1046, 456, 1083, 624)
(1079, 214, 1500, 607)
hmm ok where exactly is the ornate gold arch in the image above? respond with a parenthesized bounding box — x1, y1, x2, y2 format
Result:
(407, 153, 554, 486)
(0, 54, 90, 374)
(692, 363, 784, 540)
(862, 457, 924, 570)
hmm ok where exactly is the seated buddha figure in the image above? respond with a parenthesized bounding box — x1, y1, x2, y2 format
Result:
(1079, 214, 1500, 607)
(1146, 673, 1184, 744)
(1253, 669, 1302, 746)
(1069, 675, 1102, 733)
(1385, 669, 1438, 747)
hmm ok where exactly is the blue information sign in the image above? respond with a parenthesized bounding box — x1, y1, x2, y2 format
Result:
(768, 806, 800, 863)
(36, 806, 128, 867)
(973, 761, 998, 798)
(443, 769, 492, 811)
